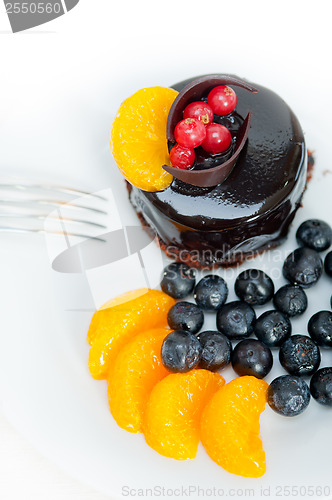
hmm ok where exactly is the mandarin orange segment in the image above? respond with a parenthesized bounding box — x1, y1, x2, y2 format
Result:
(110, 87, 178, 192)
(200, 376, 268, 478)
(87, 288, 149, 345)
(143, 370, 225, 460)
(107, 327, 171, 433)
(88, 289, 175, 380)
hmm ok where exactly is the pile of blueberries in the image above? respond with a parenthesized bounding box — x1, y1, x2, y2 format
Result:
(160, 219, 332, 417)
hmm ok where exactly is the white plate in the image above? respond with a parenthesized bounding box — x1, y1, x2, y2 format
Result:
(1, 2, 332, 499)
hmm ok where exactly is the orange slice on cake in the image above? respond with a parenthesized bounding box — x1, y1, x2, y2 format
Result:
(111, 86, 178, 192)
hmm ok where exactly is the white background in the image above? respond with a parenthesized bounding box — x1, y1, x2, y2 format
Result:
(0, 0, 332, 499)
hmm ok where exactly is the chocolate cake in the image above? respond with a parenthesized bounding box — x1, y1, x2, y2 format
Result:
(111, 75, 308, 268)
(126, 75, 308, 268)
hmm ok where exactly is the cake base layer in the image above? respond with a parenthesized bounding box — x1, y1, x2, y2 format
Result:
(128, 178, 306, 269)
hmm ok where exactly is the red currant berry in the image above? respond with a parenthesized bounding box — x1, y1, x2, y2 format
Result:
(183, 101, 214, 126)
(201, 123, 232, 154)
(174, 118, 206, 148)
(170, 144, 195, 170)
(207, 85, 237, 116)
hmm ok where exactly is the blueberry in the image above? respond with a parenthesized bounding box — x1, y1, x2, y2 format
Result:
(161, 330, 202, 373)
(231, 339, 273, 379)
(234, 269, 274, 306)
(310, 367, 332, 406)
(167, 301, 204, 334)
(160, 262, 196, 299)
(283, 247, 323, 288)
(296, 219, 332, 252)
(254, 310, 292, 347)
(216, 301, 256, 340)
(196, 331, 232, 371)
(279, 335, 321, 376)
(273, 284, 308, 317)
(324, 251, 332, 277)
(308, 311, 332, 347)
(194, 275, 228, 311)
(267, 375, 311, 416)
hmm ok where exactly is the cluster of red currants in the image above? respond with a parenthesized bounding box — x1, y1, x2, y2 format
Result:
(169, 85, 237, 170)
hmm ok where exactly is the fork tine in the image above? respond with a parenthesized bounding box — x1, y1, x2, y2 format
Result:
(0, 213, 108, 230)
(0, 199, 108, 215)
(0, 225, 107, 242)
(0, 179, 111, 240)
(0, 181, 108, 201)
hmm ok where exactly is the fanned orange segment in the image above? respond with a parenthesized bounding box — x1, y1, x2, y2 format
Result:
(107, 327, 171, 433)
(88, 289, 175, 380)
(87, 288, 149, 345)
(99, 288, 149, 311)
(200, 376, 268, 478)
(143, 370, 225, 460)
(111, 87, 178, 192)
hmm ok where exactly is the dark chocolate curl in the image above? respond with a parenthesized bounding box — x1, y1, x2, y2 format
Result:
(166, 74, 258, 142)
(163, 112, 252, 188)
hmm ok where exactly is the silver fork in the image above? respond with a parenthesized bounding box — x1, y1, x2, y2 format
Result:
(0, 179, 109, 241)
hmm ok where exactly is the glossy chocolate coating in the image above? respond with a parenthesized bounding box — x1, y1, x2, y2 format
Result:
(129, 76, 307, 267)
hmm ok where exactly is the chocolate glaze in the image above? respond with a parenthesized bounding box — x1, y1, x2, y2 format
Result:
(129, 75, 307, 268)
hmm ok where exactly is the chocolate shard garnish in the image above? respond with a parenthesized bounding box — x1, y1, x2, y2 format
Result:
(166, 74, 258, 142)
(162, 75, 258, 188)
(163, 112, 252, 188)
